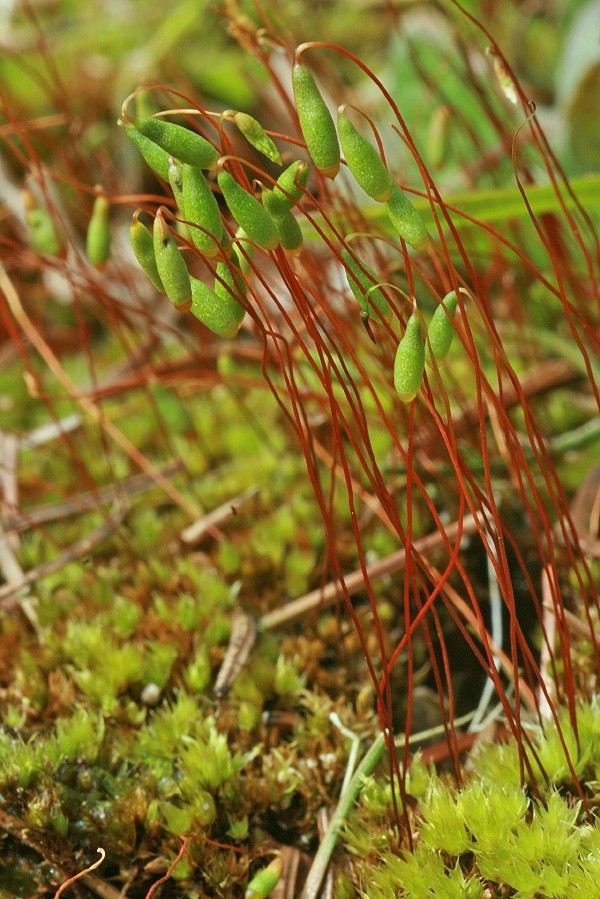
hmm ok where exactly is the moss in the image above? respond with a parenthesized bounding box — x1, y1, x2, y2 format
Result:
(347, 700, 600, 898)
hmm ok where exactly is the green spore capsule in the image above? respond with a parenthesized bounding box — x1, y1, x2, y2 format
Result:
(245, 857, 283, 899)
(426, 290, 460, 365)
(292, 62, 340, 179)
(130, 211, 164, 292)
(337, 107, 392, 202)
(123, 124, 171, 181)
(273, 159, 309, 207)
(262, 188, 303, 254)
(23, 191, 62, 256)
(86, 194, 111, 269)
(341, 248, 391, 322)
(153, 207, 192, 311)
(181, 163, 223, 257)
(217, 169, 279, 250)
(191, 276, 245, 339)
(385, 182, 429, 252)
(133, 116, 218, 170)
(231, 111, 282, 164)
(394, 311, 425, 403)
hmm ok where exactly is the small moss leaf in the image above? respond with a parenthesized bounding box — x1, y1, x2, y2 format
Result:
(217, 169, 279, 250)
(292, 62, 340, 179)
(133, 116, 219, 170)
(341, 248, 392, 322)
(337, 107, 392, 202)
(245, 857, 284, 899)
(86, 194, 111, 269)
(385, 182, 429, 252)
(394, 311, 425, 402)
(153, 207, 192, 311)
(130, 211, 164, 292)
(426, 290, 460, 366)
(122, 124, 171, 181)
(231, 111, 282, 164)
(181, 164, 224, 257)
(273, 159, 309, 207)
(191, 276, 245, 339)
(262, 188, 303, 253)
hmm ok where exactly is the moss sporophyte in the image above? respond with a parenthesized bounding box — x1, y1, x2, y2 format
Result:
(4, 5, 598, 895)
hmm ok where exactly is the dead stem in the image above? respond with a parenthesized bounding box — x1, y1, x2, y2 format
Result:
(181, 485, 259, 544)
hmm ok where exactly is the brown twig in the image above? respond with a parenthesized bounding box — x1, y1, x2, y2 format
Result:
(181, 485, 259, 544)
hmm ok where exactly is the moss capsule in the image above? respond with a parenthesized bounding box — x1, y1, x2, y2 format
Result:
(133, 116, 218, 170)
(426, 290, 460, 365)
(341, 248, 391, 322)
(337, 107, 392, 202)
(130, 211, 164, 292)
(262, 188, 303, 253)
(232, 111, 282, 164)
(292, 62, 340, 179)
(181, 164, 223, 257)
(273, 159, 309, 207)
(217, 169, 279, 250)
(191, 275, 245, 339)
(153, 207, 192, 311)
(394, 311, 425, 403)
(245, 857, 283, 899)
(86, 194, 111, 269)
(385, 182, 429, 252)
(123, 124, 171, 181)
(23, 190, 63, 256)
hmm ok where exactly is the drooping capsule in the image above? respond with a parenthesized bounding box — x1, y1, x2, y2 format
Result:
(262, 188, 303, 253)
(385, 182, 429, 252)
(122, 124, 171, 181)
(292, 62, 340, 179)
(23, 190, 63, 256)
(341, 248, 391, 322)
(393, 311, 425, 403)
(217, 169, 279, 250)
(231, 111, 282, 165)
(273, 159, 309, 208)
(426, 290, 460, 365)
(130, 211, 164, 292)
(176, 163, 224, 257)
(337, 107, 392, 202)
(86, 194, 111, 269)
(153, 207, 192, 311)
(133, 116, 218, 170)
(190, 275, 245, 339)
